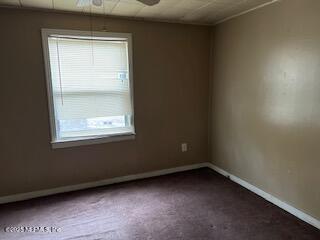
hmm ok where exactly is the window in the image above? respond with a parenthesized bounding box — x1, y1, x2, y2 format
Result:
(42, 29, 135, 148)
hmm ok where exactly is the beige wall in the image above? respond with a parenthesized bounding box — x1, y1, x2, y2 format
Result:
(0, 8, 210, 196)
(210, 0, 320, 219)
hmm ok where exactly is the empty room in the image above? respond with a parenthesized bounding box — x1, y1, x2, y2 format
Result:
(0, 0, 319, 239)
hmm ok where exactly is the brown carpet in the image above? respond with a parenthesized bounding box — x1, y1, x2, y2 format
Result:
(0, 168, 319, 240)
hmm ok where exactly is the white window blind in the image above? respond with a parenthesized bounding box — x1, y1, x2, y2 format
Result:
(44, 31, 134, 144)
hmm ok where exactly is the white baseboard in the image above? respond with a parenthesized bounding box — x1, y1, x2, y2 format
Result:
(206, 163, 320, 230)
(0, 163, 207, 205)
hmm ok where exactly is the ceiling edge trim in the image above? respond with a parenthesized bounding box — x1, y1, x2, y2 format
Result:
(214, 0, 281, 26)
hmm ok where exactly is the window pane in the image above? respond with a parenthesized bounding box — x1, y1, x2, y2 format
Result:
(47, 34, 134, 141)
(58, 115, 131, 138)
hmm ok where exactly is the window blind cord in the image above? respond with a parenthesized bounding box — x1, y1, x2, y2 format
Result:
(90, 4, 95, 66)
(56, 39, 64, 105)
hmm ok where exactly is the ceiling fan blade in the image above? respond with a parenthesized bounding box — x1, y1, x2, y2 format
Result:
(77, 0, 91, 7)
(137, 0, 160, 6)
(77, 0, 103, 7)
(92, 0, 103, 7)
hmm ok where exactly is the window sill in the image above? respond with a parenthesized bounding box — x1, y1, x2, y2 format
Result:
(51, 133, 135, 149)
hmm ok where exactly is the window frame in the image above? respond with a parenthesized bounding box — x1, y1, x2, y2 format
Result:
(41, 28, 135, 149)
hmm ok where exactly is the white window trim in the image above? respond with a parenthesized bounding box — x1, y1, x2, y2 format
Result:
(41, 28, 135, 149)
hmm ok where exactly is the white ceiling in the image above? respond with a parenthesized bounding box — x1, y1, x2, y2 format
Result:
(0, 0, 276, 25)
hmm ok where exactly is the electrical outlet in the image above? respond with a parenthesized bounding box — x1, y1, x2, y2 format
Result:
(181, 143, 188, 152)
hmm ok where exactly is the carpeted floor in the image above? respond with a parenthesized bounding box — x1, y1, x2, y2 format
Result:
(0, 168, 319, 240)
